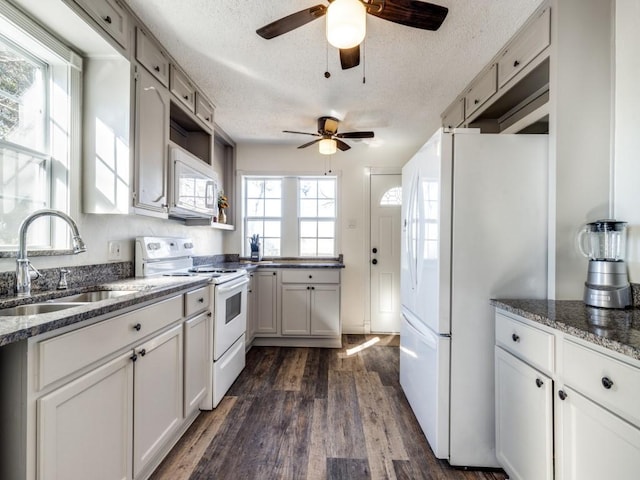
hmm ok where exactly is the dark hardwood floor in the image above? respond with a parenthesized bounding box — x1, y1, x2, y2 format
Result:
(150, 335, 507, 480)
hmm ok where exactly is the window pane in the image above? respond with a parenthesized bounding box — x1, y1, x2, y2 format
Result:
(318, 199, 335, 217)
(246, 221, 263, 237)
(317, 221, 334, 238)
(263, 238, 280, 256)
(0, 40, 46, 153)
(300, 238, 316, 256)
(264, 220, 280, 237)
(264, 180, 281, 198)
(264, 199, 281, 217)
(317, 239, 334, 256)
(300, 199, 316, 217)
(299, 179, 317, 198)
(300, 221, 317, 237)
(246, 179, 264, 198)
(317, 179, 335, 199)
(247, 198, 264, 216)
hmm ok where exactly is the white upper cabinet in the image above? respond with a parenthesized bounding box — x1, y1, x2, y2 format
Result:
(74, 0, 130, 49)
(170, 64, 196, 112)
(135, 27, 169, 86)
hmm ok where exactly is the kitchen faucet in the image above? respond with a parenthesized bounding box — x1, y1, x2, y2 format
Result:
(16, 209, 87, 297)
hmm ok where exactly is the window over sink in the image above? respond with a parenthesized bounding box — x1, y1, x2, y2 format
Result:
(0, 3, 81, 251)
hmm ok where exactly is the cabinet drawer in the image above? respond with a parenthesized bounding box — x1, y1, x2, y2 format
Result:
(464, 64, 497, 118)
(184, 286, 210, 317)
(195, 93, 214, 126)
(170, 65, 195, 112)
(281, 269, 340, 284)
(136, 27, 169, 86)
(442, 98, 464, 129)
(37, 295, 183, 390)
(562, 339, 640, 427)
(498, 7, 550, 88)
(495, 312, 554, 375)
(76, 0, 130, 49)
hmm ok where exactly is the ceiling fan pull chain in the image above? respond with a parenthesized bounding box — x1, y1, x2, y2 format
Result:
(362, 39, 366, 84)
(324, 41, 331, 78)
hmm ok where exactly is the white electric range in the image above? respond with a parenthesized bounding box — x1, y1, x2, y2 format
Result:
(135, 237, 248, 409)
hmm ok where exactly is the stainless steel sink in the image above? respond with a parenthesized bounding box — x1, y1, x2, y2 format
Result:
(0, 303, 81, 316)
(48, 290, 134, 303)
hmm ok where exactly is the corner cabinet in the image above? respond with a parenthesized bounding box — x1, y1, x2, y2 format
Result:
(133, 64, 170, 216)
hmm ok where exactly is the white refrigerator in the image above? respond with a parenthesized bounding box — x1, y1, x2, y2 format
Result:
(400, 128, 548, 467)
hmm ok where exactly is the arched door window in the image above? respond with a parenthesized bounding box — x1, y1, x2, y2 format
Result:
(379, 186, 402, 206)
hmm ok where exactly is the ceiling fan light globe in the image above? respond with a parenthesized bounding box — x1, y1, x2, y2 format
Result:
(326, 0, 366, 49)
(319, 138, 338, 155)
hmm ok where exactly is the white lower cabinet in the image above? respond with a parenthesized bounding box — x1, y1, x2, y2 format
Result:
(38, 352, 134, 480)
(183, 311, 210, 415)
(132, 324, 183, 477)
(495, 347, 553, 480)
(556, 386, 640, 480)
(281, 284, 340, 336)
(254, 270, 278, 335)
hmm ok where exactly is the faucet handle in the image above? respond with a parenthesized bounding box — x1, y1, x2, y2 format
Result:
(57, 268, 70, 290)
(29, 261, 41, 280)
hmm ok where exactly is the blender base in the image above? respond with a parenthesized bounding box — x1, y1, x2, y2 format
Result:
(583, 284, 632, 309)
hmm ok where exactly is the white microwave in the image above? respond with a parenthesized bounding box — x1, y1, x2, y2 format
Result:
(168, 145, 218, 219)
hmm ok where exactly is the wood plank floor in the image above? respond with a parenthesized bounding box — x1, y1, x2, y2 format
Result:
(150, 335, 507, 480)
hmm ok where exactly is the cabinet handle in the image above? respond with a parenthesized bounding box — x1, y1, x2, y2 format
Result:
(513, 60, 520, 67)
(601, 376, 614, 389)
(154, 66, 160, 72)
(511, 333, 520, 343)
(474, 99, 480, 104)
(205, 117, 210, 122)
(198, 297, 204, 303)
(133, 323, 142, 331)
(103, 15, 112, 24)
(183, 95, 189, 100)
(139, 348, 146, 357)
(536, 378, 543, 388)
(558, 390, 567, 401)
(130, 353, 138, 362)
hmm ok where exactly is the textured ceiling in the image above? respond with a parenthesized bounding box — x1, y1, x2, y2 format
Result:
(125, 0, 544, 156)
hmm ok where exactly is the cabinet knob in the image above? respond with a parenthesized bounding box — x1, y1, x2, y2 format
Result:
(372, 259, 378, 265)
(103, 15, 112, 24)
(601, 376, 614, 390)
(513, 60, 520, 67)
(139, 348, 146, 357)
(130, 353, 138, 362)
(198, 297, 204, 303)
(273, 272, 276, 276)
(133, 323, 142, 331)
(474, 99, 480, 104)
(535, 378, 543, 388)
(311, 286, 315, 290)
(372, 247, 378, 254)
(309, 275, 313, 279)
(184, 95, 189, 100)
(154, 66, 160, 72)
(307, 286, 310, 290)
(558, 390, 567, 401)
(511, 333, 520, 343)
(207, 311, 212, 317)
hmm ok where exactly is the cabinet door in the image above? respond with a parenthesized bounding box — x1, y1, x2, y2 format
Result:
(75, 0, 130, 49)
(495, 347, 553, 480)
(255, 271, 278, 334)
(184, 312, 210, 417)
(556, 386, 640, 480)
(281, 285, 310, 335)
(38, 352, 133, 480)
(134, 66, 170, 215)
(133, 324, 183, 477)
(246, 273, 257, 342)
(310, 285, 340, 336)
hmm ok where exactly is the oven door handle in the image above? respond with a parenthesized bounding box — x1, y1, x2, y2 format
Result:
(216, 276, 249, 293)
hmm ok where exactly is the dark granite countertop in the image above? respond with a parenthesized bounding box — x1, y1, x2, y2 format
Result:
(0, 276, 209, 348)
(491, 299, 640, 361)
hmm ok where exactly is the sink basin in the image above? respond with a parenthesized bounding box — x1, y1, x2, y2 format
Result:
(0, 303, 81, 316)
(49, 290, 134, 303)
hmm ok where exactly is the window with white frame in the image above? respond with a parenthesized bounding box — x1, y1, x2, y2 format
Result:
(243, 175, 338, 257)
(0, 4, 78, 250)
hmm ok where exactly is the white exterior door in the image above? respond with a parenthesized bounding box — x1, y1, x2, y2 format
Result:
(370, 173, 402, 332)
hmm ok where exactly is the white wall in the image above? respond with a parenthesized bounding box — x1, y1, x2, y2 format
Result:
(614, 0, 640, 281)
(232, 142, 416, 333)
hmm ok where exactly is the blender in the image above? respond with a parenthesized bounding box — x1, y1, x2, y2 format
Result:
(578, 220, 631, 309)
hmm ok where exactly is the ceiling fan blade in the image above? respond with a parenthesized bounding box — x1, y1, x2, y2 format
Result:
(283, 130, 321, 137)
(335, 139, 351, 151)
(368, 0, 448, 31)
(256, 5, 327, 39)
(298, 138, 323, 149)
(336, 131, 375, 139)
(339, 45, 360, 70)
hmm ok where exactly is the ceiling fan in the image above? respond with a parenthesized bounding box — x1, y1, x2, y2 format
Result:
(284, 116, 375, 155)
(256, 0, 449, 70)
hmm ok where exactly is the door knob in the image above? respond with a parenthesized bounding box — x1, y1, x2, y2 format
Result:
(372, 247, 378, 253)
(372, 259, 378, 265)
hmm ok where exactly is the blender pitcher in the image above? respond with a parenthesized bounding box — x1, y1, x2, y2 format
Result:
(578, 220, 627, 261)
